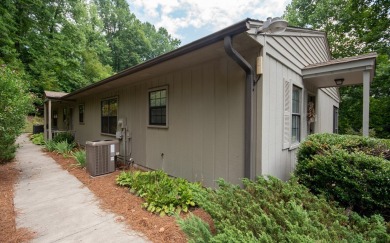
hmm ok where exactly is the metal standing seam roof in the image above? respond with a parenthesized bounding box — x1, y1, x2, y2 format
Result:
(304, 52, 377, 69)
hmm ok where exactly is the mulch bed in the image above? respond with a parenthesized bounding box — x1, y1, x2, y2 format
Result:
(46, 152, 215, 243)
(0, 161, 35, 243)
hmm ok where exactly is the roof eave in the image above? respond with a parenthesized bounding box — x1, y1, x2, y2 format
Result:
(64, 18, 252, 100)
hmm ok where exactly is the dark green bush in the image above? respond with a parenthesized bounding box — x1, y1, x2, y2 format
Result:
(53, 132, 74, 144)
(179, 177, 389, 242)
(296, 133, 390, 220)
(0, 66, 32, 163)
(116, 170, 200, 216)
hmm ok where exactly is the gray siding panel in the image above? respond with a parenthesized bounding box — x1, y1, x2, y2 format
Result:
(261, 54, 303, 180)
(73, 57, 247, 187)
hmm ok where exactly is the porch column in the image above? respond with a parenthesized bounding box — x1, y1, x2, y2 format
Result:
(44, 101, 47, 140)
(362, 70, 370, 136)
(48, 99, 52, 140)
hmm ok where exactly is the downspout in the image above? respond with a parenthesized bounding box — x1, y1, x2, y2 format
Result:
(224, 36, 255, 180)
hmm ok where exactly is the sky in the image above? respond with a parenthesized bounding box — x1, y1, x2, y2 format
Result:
(127, 0, 292, 45)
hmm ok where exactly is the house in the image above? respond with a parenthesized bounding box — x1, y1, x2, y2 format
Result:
(43, 18, 376, 187)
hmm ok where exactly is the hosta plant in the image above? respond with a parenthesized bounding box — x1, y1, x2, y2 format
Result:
(117, 170, 200, 216)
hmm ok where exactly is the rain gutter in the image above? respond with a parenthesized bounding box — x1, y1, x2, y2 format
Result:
(224, 35, 255, 180)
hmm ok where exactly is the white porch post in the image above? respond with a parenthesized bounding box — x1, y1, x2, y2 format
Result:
(362, 70, 370, 136)
(48, 99, 52, 140)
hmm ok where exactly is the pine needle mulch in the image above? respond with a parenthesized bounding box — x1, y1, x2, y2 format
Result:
(46, 152, 214, 243)
(0, 161, 35, 243)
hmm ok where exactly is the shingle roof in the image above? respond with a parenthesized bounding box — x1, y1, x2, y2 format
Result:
(44, 91, 68, 99)
(304, 52, 377, 69)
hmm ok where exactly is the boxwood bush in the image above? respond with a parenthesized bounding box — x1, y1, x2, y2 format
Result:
(296, 133, 389, 220)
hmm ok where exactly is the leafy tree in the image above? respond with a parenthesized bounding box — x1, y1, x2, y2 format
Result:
(0, 0, 180, 107)
(142, 22, 181, 60)
(94, 0, 180, 72)
(0, 0, 19, 68)
(284, 0, 390, 138)
(0, 66, 32, 163)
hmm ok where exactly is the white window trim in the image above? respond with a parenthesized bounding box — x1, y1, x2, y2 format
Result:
(290, 85, 303, 149)
(283, 77, 304, 151)
(147, 85, 169, 129)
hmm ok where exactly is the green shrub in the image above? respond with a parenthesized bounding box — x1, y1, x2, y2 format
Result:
(72, 150, 86, 167)
(176, 214, 212, 243)
(296, 133, 390, 220)
(53, 132, 74, 144)
(116, 170, 200, 216)
(44, 140, 57, 152)
(0, 66, 32, 163)
(179, 177, 389, 242)
(31, 133, 44, 145)
(54, 141, 75, 156)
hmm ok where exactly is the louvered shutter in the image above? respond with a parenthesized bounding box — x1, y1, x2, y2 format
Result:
(283, 78, 291, 149)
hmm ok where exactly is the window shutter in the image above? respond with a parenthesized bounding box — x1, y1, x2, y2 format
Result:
(283, 78, 291, 149)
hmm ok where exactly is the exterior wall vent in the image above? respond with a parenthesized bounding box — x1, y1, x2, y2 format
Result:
(86, 140, 119, 176)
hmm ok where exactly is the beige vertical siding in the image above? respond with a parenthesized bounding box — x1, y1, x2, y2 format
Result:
(70, 29, 338, 185)
(256, 30, 337, 181)
(317, 89, 339, 133)
(72, 56, 249, 187)
(259, 54, 303, 180)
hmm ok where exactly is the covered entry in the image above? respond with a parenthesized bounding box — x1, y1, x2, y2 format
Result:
(43, 91, 75, 140)
(302, 53, 377, 136)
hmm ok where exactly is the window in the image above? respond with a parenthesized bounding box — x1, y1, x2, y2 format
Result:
(149, 88, 167, 126)
(333, 106, 339, 133)
(79, 104, 84, 124)
(101, 98, 117, 134)
(291, 86, 301, 143)
(53, 110, 58, 127)
(63, 108, 67, 122)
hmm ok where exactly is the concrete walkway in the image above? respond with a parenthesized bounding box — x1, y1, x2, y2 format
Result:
(14, 134, 148, 243)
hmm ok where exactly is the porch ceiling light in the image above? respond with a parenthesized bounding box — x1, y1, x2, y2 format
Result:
(334, 78, 344, 86)
(257, 17, 288, 34)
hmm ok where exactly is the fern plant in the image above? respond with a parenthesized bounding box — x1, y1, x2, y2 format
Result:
(54, 141, 75, 156)
(72, 150, 86, 167)
(44, 140, 57, 152)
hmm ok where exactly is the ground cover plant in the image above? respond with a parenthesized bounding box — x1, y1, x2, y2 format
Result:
(178, 177, 389, 242)
(116, 170, 200, 216)
(296, 133, 389, 220)
(31, 133, 44, 145)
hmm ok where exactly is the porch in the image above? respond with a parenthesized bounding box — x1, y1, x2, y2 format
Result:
(43, 91, 75, 140)
(302, 53, 377, 136)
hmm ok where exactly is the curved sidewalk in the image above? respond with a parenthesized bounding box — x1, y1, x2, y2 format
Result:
(14, 134, 148, 243)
